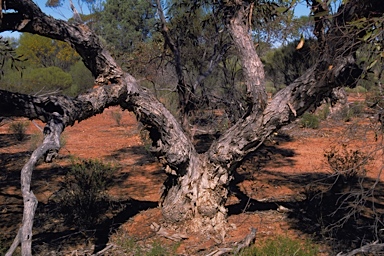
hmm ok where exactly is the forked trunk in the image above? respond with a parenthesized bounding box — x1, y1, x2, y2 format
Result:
(1, 0, 382, 253)
(160, 154, 230, 237)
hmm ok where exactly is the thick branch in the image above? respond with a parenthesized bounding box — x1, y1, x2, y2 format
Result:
(0, 0, 123, 84)
(226, 2, 267, 114)
(208, 0, 381, 170)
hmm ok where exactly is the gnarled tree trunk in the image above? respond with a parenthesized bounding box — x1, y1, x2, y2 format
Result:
(0, 0, 383, 254)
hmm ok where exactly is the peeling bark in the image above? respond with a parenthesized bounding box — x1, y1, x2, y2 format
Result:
(226, 2, 267, 114)
(0, 0, 383, 253)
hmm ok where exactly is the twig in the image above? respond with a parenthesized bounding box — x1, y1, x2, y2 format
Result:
(92, 243, 115, 256)
(150, 222, 188, 241)
(337, 241, 384, 256)
(234, 227, 257, 254)
(206, 227, 257, 256)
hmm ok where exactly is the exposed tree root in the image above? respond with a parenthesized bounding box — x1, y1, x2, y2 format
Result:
(150, 222, 189, 242)
(206, 227, 257, 256)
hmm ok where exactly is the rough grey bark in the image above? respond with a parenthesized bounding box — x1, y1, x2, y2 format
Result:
(6, 117, 62, 256)
(0, 0, 383, 253)
(226, 1, 268, 114)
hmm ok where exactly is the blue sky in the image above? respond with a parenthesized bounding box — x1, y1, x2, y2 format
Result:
(1, 0, 87, 39)
(1, 0, 311, 39)
(294, 1, 311, 17)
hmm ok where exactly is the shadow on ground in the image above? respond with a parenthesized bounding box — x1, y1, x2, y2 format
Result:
(32, 198, 158, 254)
(226, 134, 384, 253)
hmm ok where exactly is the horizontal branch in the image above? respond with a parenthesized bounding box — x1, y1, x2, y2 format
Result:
(0, 0, 198, 172)
(1, 0, 123, 83)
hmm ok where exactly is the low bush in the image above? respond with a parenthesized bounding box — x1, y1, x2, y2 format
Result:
(345, 85, 368, 94)
(317, 103, 330, 120)
(113, 231, 180, 255)
(298, 145, 380, 252)
(331, 102, 365, 122)
(238, 235, 318, 256)
(52, 158, 118, 228)
(9, 121, 29, 141)
(300, 112, 319, 129)
(324, 145, 369, 182)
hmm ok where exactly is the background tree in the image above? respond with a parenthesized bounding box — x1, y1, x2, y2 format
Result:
(0, 33, 94, 95)
(0, 0, 383, 255)
(96, 0, 157, 58)
(17, 33, 80, 71)
(263, 38, 319, 89)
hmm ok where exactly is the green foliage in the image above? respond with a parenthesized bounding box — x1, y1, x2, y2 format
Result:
(238, 236, 318, 256)
(114, 232, 180, 256)
(28, 132, 43, 151)
(0, 37, 25, 78)
(66, 60, 94, 95)
(316, 103, 330, 120)
(251, 3, 314, 47)
(53, 158, 117, 228)
(147, 240, 178, 256)
(97, 0, 157, 53)
(17, 33, 80, 71)
(0, 235, 21, 255)
(0, 33, 92, 96)
(114, 235, 143, 255)
(24, 67, 73, 92)
(300, 112, 319, 129)
(345, 85, 367, 94)
(263, 38, 319, 86)
(9, 121, 29, 141)
(1, 66, 73, 94)
(265, 81, 277, 95)
(0, 235, 9, 256)
(29, 131, 67, 152)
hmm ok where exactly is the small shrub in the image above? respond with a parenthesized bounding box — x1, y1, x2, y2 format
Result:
(52, 158, 117, 228)
(113, 232, 179, 255)
(147, 240, 179, 256)
(317, 103, 330, 120)
(324, 145, 370, 184)
(115, 235, 143, 255)
(238, 235, 318, 256)
(265, 84, 277, 95)
(9, 121, 29, 141)
(300, 112, 319, 129)
(345, 85, 367, 94)
(300, 145, 374, 249)
(0, 236, 8, 256)
(111, 110, 123, 126)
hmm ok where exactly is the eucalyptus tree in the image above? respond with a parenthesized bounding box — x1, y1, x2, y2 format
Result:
(0, 0, 383, 255)
(264, 38, 319, 88)
(17, 33, 80, 71)
(96, 0, 157, 56)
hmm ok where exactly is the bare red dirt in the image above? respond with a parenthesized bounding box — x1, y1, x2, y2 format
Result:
(1, 99, 383, 255)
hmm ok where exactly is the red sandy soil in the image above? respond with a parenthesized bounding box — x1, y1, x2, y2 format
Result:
(1, 98, 383, 255)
